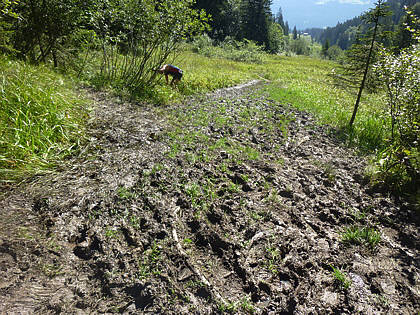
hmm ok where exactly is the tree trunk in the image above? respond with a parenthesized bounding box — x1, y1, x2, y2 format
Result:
(349, 1, 382, 127)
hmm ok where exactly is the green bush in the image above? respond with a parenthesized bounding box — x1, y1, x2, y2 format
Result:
(191, 35, 264, 64)
(373, 11, 419, 192)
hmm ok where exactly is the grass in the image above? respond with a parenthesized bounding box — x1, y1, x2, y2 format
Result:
(0, 44, 392, 184)
(261, 55, 388, 152)
(331, 265, 351, 290)
(341, 225, 381, 248)
(0, 56, 88, 182)
(162, 48, 388, 154)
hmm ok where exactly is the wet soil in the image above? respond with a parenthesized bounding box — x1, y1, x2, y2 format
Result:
(0, 82, 419, 314)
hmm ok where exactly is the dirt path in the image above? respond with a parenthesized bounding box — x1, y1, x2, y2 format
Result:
(0, 82, 418, 314)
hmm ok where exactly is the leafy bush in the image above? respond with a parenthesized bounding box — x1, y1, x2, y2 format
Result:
(373, 11, 419, 191)
(327, 45, 345, 62)
(92, 0, 208, 93)
(267, 22, 284, 54)
(191, 35, 264, 64)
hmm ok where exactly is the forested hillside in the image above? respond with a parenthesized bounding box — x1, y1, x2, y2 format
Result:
(306, 0, 420, 50)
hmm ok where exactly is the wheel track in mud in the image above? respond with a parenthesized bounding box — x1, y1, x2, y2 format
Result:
(0, 81, 419, 314)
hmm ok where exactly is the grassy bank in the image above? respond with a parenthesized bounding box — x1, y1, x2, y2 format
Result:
(0, 57, 89, 183)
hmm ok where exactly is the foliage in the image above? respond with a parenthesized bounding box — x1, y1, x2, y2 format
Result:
(0, 0, 19, 54)
(290, 37, 310, 56)
(341, 225, 381, 248)
(393, 3, 420, 51)
(310, 0, 418, 50)
(193, 0, 241, 42)
(331, 266, 351, 290)
(0, 56, 88, 181)
(5, 0, 89, 66)
(331, 42, 382, 92)
(191, 35, 264, 64)
(373, 10, 419, 190)
(240, 0, 272, 49)
(326, 45, 344, 62)
(91, 0, 208, 93)
(267, 22, 284, 54)
(330, 0, 391, 127)
(321, 39, 330, 58)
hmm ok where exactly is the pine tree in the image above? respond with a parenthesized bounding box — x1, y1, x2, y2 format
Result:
(240, 0, 273, 48)
(284, 21, 289, 36)
(322, 39, 330, 58)
(292, 25, 297, 40)
(349, 0, 391, 126)
(275, 7, 285, 31)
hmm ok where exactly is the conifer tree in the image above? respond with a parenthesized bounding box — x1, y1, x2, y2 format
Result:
(322, 39, 330, 58)
(349, 0, 391, 126)
(292, 25, 298, 40)
(240, 0, 272, 48)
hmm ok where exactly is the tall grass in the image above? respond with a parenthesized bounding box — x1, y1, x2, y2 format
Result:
(260, 55, 388, 152)
(0, 57, 88, 182)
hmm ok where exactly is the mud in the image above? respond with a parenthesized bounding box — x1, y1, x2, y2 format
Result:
(0, 82, 419, 314)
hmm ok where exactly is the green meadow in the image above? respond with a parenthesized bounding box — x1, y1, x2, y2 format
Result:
(0, 47, 388, 181)
(168, 49, 387, 152)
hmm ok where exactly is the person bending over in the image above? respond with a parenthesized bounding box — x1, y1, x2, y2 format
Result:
(156, 64, 183, 86)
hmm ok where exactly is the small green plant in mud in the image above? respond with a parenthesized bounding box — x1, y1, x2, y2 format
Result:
(322, 162, 337, 183)
(185, 279, 205, 290)
(137, 241, 162, 280)
(239, 296, 256, 314)
(218, 300, 237, 313)
(313, 159, 337, 183)
(18, 227, 34, 240)
(41, 263, 64, 278)
(184, 181, 211, 211)
(331, 266, 351, 290)
(249, 210, 264, 222)
(374, 293, 389, 308)
(348, 205, 374, 223)
(129, 214, 141, 229)
(105, 228, 120, 239)
(265, 246, 281, 274)
(218, 296, 256, 314)
(265, 189, 280, 204)
(183, 238, 193, 247)
(116, 186, 137, 200)
(243, 146, 260, 161)
(227, 181, 241, 194)
(341, 225, 381, 248)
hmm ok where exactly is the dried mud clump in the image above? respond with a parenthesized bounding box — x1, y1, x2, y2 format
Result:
(0, 83, 419, 314)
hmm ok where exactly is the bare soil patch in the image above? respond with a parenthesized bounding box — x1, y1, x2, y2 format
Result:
(0, 82, 418, 314)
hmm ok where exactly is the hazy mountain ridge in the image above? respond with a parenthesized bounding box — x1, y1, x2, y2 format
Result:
(304, 0, 418, 49)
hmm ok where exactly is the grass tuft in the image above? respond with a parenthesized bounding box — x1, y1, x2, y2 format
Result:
(341, 225, 381, 248)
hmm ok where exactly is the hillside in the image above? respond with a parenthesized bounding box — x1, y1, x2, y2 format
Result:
(306, 0, 419, 49)
(1, 82, 418, 313)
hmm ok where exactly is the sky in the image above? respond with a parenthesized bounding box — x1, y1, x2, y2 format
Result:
(271, 0, 376, 30)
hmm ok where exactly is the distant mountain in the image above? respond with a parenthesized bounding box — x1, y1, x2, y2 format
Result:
(304, 0, 419, 50)
(271, 0, 373, 30)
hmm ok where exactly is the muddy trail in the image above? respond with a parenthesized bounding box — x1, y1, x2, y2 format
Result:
(0, 82, 418, 314)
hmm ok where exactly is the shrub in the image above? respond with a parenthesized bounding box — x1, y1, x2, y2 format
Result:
(373, 11, 419, 191)
(191, 36, 264, 64)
